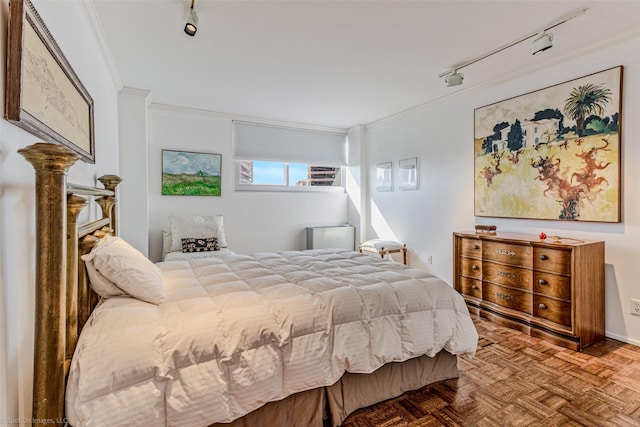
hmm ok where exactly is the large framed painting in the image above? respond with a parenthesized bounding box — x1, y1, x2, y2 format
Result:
(474, 66, 622, 222)
(162, 150, 222, 196)
(5, 0, 95, 163)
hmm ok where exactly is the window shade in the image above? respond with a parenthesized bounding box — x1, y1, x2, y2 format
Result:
(232, 121, 347, 166)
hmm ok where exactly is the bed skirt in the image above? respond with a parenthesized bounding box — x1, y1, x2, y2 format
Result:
(210, 350, 459, 427)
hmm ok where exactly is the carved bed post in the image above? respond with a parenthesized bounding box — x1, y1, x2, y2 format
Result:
(97, 174, 122, 235)
(18, 143, 79, 423)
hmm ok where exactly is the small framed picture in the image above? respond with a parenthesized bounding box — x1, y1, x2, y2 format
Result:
(399, 157, 419, 190)
(376, 162, 393, 192)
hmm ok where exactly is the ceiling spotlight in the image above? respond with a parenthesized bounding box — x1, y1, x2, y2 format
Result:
(445, 72, 464, 87)
(184, 0, 199, 37)
(439, 8, 585, 87)
(531, 31, 553, 55)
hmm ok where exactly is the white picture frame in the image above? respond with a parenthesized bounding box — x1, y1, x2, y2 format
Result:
(376, 161, 393, 192)
(399, 157, 419, 190)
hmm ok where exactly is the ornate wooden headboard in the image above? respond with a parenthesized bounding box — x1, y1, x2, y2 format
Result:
(19, 142, 122, 424)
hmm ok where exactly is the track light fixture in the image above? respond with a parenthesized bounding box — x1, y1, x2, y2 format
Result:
(531, 31, 553, 55)
(438, 8, 586, 87)
(184, 0, 198, 37)
(445, 71, 464, 87)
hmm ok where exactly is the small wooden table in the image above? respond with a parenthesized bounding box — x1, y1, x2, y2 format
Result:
(359, 239, 407, 265)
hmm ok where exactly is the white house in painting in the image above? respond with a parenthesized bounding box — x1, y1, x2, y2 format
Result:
(522, 118, 561, 146)
(492, 117, 561, 152)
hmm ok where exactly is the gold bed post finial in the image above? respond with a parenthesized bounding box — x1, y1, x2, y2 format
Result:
(97, 174, 122, 235)
(18, 142, 79, 424)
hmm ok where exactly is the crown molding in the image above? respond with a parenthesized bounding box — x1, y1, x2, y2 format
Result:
(79, 0, 123, 90)
(149, 102, 348, 135)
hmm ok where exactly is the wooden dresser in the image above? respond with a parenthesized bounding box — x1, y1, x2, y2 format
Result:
(453, 231, 604, 350)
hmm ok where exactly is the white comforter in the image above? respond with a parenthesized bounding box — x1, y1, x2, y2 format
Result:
(66, 250, 478, 427)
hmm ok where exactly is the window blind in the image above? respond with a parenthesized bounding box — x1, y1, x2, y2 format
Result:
(232, 121, 347, 166)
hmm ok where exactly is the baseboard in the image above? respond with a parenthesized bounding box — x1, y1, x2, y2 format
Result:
(605, 331, 640, 347)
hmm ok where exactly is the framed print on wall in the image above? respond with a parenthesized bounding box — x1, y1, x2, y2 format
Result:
(474, 66, 622, 222)
(376, 162, 393, 192)
(162, 150, 222, 196)
(399, 157, 419, 190)
(5, 0, 95, 163)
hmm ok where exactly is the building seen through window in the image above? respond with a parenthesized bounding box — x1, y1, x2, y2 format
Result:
(237, 161, 341, 187)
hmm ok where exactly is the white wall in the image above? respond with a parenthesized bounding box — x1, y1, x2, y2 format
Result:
(0, 0, 120, 423)
(346, 125, 366, 245)
(118, 88, 152, 255)
(363, 34, 640, 344)
(146, 105, 348, 262)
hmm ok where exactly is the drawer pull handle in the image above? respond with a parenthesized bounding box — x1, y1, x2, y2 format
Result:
(496, 292, 515, 301)
(471, 265, 479, 270)
(538, 279, 547, 285)
(539, 254, 548, 260)
(471, 285, 478, 290)
(497, 271, 516, 279)
(472, 245, 480, 250)
(539, 303, 547, 309)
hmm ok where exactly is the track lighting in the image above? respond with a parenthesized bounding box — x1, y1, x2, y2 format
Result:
(531, 31, 553, 55)
(184, 0, 198, 37)
(438, 8, 586, 87)
(445, 72, 464, 87)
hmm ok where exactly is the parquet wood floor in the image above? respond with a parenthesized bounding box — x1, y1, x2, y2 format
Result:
(341, 315, 640, 427)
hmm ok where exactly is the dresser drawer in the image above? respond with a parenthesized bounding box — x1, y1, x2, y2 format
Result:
(483, 283, 532, 314)
(483, 241, 531, 267)
(459, 257, 482, 278)
(533, 272, 571, 300)
(460, 238, 482, 258)
(483, 261, 532, 291)
(534, 295, 571, 327)
(533, 247, 571, 275)
(459, 276, 482, 298)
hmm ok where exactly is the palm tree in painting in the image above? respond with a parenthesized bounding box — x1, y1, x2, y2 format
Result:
(564, 83, 612, 135)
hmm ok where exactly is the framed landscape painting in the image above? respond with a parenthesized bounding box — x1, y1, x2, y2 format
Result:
(162, 150, 221, 196)
(474, 66, 622, 222)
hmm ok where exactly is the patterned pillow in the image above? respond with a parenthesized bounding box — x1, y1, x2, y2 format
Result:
(181, 237, 220, 253)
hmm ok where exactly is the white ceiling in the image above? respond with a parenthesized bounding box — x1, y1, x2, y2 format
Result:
(91, 0, 640, 129)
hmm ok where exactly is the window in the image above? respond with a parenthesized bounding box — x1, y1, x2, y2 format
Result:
(232, 121, 347, 192)
(236, 160, 342, 190)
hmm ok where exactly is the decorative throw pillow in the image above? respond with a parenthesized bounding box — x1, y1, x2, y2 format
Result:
(181, 237, 220, 253)
(81, 235, 166, 305)
(169, 215, 228, 251)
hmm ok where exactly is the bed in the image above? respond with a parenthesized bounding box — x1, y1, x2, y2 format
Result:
(20, 142, 478, 427)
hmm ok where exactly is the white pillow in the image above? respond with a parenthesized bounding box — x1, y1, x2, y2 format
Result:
(84, 259, 127, 298)
(169, 215, 228, 251)
(81, 235, 166, 305)
(162, 229, 172, 260)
